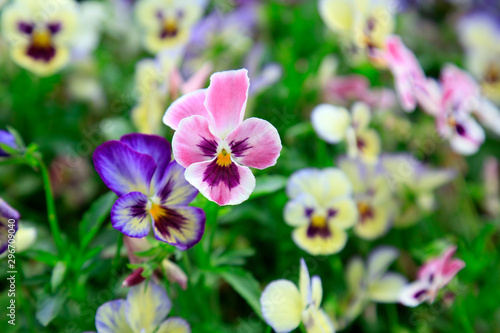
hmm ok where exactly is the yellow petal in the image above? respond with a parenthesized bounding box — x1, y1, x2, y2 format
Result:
(311, 104, 351, 144)
(319, 0, 354, 33)
(292, 224, 348, 255)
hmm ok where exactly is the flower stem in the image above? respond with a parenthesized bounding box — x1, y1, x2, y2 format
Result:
(35, 155, 65, 255)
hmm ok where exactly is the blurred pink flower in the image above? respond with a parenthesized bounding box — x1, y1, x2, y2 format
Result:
(399, 246, 465, 307)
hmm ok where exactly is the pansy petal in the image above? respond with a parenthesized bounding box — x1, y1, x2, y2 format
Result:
(184, 159, 256, 206)
(318, 0, 353, 32)
(163, 89, 209, 130)
(299, 258, 311, 306)
(292, 224, 347, 256)
(368, 272, 407, 303)
(399, 280, 430, 307)
(156, 317, 191, 333)
(302, 307, 335, 333)
(441, 258, 465, 287)
(311, 104, 351, 144)
(172, 115, 222, 168)
(152, 161, 198, 206)
(111, 192, 151, 238)
(476, 99, 500, 135)
(346, 257, 365, 293)
(354, 204, 391, 240)
(205, 69, 250, 138)
(93, 141, 157, 197)
(224, 118, 282, 169)
(287, 168, 323, 199)
(96, 300, 133, 333)
(311, 276, 323, 309)
(351, 101, 371, 131)
(367, 246, 399, 281)
(120, 133, 172, 177)
(284, 193, 319, 227)
(356, 129, 381, 164)
(152, 205, 205, 250)
(449, 117, 485, 156)
(260, 280, 303, 333)
(124, 281, 171, 332)
(327, 197, 358, 229)
(322, 168, 353, 200)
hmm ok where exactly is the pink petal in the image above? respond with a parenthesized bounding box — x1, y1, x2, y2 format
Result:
(224, 118, 282, 169)
(184, 160, 256, 206)
(441, 259, 465, 286)
(172, 115, 222, 168)
(417, 258, 441, 282)
(204, 69, 250, 138)
(163, 89, 209, 130)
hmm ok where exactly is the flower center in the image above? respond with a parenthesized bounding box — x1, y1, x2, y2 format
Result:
(310, 214, 327, 228)
(216, 148, 232, 167)
(357, 202, 374, 222)
(32, 30, 52, 48)
(161, 18, 178, 38)
(149, 202, 167, 221)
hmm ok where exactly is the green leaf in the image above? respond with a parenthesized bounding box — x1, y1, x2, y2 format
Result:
(50, 262, 67, 292)
(0, 143, 19, 156)
(36, 290, 67, 326)
(250, 175, 288, 199)
(23, 250, 59, 266)
(218, 267, 263, 320)
(79, 192, 117, 248)
(6, 126, 26, 150)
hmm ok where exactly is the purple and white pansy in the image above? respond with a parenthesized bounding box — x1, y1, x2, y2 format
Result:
(95, 280, 190, 333)
(1, 0, 79, 76)
(163, 69, 282, 206)
(0, 198, 20, 255)
(93, 133, 205, 251)
(399, 246, 465, 307)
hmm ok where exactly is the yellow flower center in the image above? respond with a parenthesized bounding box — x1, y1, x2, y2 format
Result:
(32, 30, 52, 48)
(310, 214, 327, 228)
(162, 18, 178, 37)
(149, 202, 167, 221)
(216, 149, 232, 167)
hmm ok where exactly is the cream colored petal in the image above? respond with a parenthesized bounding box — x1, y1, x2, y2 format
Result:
(354, 204, 390, 240)
(299, 258, 311, 307)
(357, 129, 381, 164)
(351, 101, 371, 131)
(337, 157, 367, 194)
(292, 224, 348, 256)
(345, 257, 365, 293)
(368, 272, 407, 303)
(284, 193, 319, 227)
(311, 104, 351, 144)
(311, 276, 323, 309)
(156, 317, 191, 333)
(318, 0, 354, 33)
(321, 168, 353, 200)
(261, 280, 303, 332)
(11, 45, 70, 76)
(327, 197, 358, 229)
(302, 307, 335, 333)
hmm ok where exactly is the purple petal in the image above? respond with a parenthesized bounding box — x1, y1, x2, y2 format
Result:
(120, 133, 172, 176)
(110, 192, 151, 238)
(152, 161, 198, 206)
(0, 130, 17, 157)
(93, 141, 157, 197)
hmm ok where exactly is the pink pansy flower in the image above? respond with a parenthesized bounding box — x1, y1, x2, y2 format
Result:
(384, 35, 426, 112)
(163, 69, 282, 206)
(399, 246, 465, 307)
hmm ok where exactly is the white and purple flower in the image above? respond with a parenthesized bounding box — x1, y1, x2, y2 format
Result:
(95, 280, 190, 333)
(93, 133, 205, 250)
(163, 69, 282, 206)
(399, 246, 465, 307)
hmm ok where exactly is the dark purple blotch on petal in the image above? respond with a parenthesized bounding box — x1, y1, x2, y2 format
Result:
(305, 207, 314, 217)
(18, 22, 34, 34)
(26, 43, 56, 62)
(413, 289, 428, 299)
(153, 206, 186, 238)
(455, 123, 466, 136)
(306, 224, 331, 239)
(197, 137, 218, 158)
(229, 138, 252, 157)
(47, 22, 62, 34)
(202, 159, 240, 190)
(327, 209, 337, 218)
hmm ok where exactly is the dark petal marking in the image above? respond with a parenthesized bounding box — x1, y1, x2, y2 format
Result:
(327, 209, 337, 218)
(47, 22, 61, 34)
(197, 136, 218, 158)
(356, 137, 366, 150)
(455, 123, 466, 136)
(153, 206, 186, 238)
(305, 207, 314, 217)
(413, 289, 428, 299)
(202, 159, 240, 190)
(229, 138, 252, 158)
(306, 223, 331, 239)
(429, 273, 434, 283)
(18, 22, 34, 34)
(26, 44, 56, 62)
